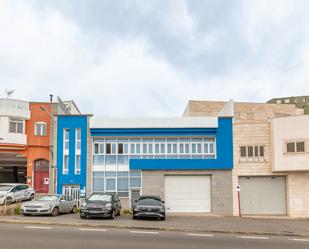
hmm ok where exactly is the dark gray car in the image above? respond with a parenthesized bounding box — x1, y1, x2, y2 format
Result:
(80, 193, 121, 219)
(132, 195, 166, 220)
(21, 194, 77, 216)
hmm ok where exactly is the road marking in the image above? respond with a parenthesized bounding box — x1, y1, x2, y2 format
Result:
(237, 236, 269, 240)
(24, 226, 52, 230)
(289, 238, 309, 242)
(130, 231, 159, 234)
(78, 228, 107, 232)
(186, 233, 214, 237)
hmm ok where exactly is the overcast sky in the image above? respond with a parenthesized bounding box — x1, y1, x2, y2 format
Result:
(1, 0, 308, 116)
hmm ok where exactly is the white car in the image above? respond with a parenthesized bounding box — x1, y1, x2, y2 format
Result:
(0, 183, 35, 205)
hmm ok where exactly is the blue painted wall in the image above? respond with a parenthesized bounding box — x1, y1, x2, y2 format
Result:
(56, 115, 88, 194)
(130, 118, 233, 170)
(90, 117, 233, 171)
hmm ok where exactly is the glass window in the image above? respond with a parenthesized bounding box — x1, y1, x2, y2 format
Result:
(143, 144, 147, 154)
(131, 144, 135, 154)
(167, 144, 172, 154)
(106, 143, 111, 154)
(248, 146, 253, 157)
(160, 144, 165, 153)
(111, 144, 116, 154)
(75, 155, 80, 174)
(63, 155, 69, 174)
(118, 192, 129, 197)
(185, 144, 190, 153)
(64, 129, 69, 150)
(117, 155, 128, 164)
(148, 144, 153, 154)
(155, 144, 160, 154)
(179, 144, 184, 153)
(254, 146, 259, 157)
(192, 144, 197, 153)
(204, 144, 209, 154)
(240, 146, 247, 157)
(76, 129, 81, 150)
(209, 143, 214, 153)
(117, 178, 128, 191)
(172, 144, 177, 153)
(35, 122, 47, 136)
(94, 144, 99, 154)
(99, 144, 104, 154)
(93, 177, 104, 192)
(118, 143, 124, 154)
(106, 179, 116, 191)
(260, 146, 264, 157)
(130, 178, 141, 188)
(123, 144, 129, 154)
(93, 155, 104, 164)
(287, 142, 295, 153)
(105, 155, 116, 164)
(9, 119, 24, 134)
(296, 142, 305, 152)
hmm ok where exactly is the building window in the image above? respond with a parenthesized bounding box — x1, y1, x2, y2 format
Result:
(75, 155, 80, 174)
(240, 145, 265, 161)
(9, 119, 23, 134)
(286, 141, 305, 154)
(35, 122, 47, 136)
(75, 129, 81, 175)
(76, 129, 81, 150)
(63, 129, 69, 174)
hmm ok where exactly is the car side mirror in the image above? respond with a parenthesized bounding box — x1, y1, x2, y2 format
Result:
(162, 201, 165, 203)
(135, 200, 137, 202)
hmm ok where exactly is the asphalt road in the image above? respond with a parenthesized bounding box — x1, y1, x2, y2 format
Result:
(0, 223, 309, 249)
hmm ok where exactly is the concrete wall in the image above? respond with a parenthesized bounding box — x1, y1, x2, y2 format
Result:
(142, 170, 233, 215)
(272, 115, 309, 171)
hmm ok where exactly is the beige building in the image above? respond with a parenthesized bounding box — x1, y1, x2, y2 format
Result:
(184, 100, 309, 217)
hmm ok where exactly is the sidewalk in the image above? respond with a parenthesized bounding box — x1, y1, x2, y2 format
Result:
(0, 214, 308, 237)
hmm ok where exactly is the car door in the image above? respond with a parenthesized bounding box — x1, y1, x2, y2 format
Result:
(114, 195, 120, 213)
(20, 185, 29, 200)
(65, 196, 74, 212)
(11, 185, 22, 201)
(58, 195, 67, 212)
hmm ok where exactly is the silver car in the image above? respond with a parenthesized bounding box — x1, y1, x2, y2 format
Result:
(21, 195, 77, 216)
(0, 183, 35, 205)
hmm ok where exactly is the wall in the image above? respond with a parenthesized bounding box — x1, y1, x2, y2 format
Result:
(272, 115, 309, 171)
(56, 115, 89, 194)
(142, 170, 233, 215)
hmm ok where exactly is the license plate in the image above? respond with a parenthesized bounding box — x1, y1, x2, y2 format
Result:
(89, 211, 100, 214)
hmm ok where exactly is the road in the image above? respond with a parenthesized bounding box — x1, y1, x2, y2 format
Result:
(0, 223, 308, 249)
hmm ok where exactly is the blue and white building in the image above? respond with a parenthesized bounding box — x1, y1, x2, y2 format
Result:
(55, 102, 234, 214)
(89, 102, 234, 214)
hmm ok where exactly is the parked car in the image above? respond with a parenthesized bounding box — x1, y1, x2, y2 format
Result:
(132, 195, 166, 220)
(80, 193, 121, 219)
(0, 183, 35, 205)
(20, 194, 77, 216)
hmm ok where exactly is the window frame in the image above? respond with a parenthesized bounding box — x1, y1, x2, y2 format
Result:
(34, 122, 47, 136)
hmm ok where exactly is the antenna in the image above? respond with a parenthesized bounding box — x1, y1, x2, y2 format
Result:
(5, 89, 14, 98)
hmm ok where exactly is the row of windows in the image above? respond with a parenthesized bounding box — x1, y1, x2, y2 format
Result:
(9, 119, 47, 136)
(286, 141, 305, 153)
(93, 171, 141, 197)
(93, 138, 215, 156)
(240, 146, 265, 160)
(63, 128, 81, 175)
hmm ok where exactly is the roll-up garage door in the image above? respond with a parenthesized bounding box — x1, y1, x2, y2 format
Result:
(164, 175, 211, 213)
(239, 176, 286, 215)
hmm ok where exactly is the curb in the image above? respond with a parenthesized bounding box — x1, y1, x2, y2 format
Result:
(0, 219, 307, 238)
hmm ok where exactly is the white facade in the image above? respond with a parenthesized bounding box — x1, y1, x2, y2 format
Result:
(0, 99, 30, 145)
(272, 115, 309, 172)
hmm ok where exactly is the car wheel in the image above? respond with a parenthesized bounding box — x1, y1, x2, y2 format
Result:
(51, 207, 59, 217)
(161, 216, 166, 221)
(71, 206, 77, 214)
(5, 197, 12, 205)
(80, 214, 86, 219)
(110, 210, 116, 219)
(29, 194, 35, 200)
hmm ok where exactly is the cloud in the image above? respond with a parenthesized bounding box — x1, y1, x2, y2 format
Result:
(0, 0, 309, 117)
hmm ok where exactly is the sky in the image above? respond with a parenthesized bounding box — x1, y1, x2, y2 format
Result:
(0, 0, 309, 116)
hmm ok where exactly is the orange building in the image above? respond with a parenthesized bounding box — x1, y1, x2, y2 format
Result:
(26, 102, 52, 193)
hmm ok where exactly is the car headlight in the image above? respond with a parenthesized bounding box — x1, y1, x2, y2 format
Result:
(0, 194, 4, 198)
(42, 204, 52, 209)
(133, 206, 139, 211)
(105, 203, 112, 208)
(81, 203, 87, 208)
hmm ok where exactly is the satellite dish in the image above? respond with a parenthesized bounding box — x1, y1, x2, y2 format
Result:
(5, 89, 14, 98)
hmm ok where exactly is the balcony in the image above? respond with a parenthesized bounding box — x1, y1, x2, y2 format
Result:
(0, 99, 30, 119)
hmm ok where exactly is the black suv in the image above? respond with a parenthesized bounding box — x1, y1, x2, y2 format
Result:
(80, 193, 121, 219)
(132, 195, 165, 220)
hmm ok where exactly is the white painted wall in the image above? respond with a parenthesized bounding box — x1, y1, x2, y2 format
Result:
(272, 115, 309, 171)
(0, 99, 29, 145)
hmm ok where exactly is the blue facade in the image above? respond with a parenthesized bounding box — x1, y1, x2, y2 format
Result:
(56, 115, 88, 194)
(90, 117, 233, 171)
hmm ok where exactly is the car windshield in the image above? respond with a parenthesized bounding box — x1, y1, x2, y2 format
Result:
(137, 198, 162, 205)
(88, 194, 112, 202)
(0, 185, 13, 191)
(35, 195, 59, 201)
(138, 196, 161, 202)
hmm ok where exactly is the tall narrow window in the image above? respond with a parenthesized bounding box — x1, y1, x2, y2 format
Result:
(63, 129, 69, 174)
(75, 128, 81, 174)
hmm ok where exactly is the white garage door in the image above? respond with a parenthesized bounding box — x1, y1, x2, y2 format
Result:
(164, 175, 211, 213)
(239, 176, 286, 215)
